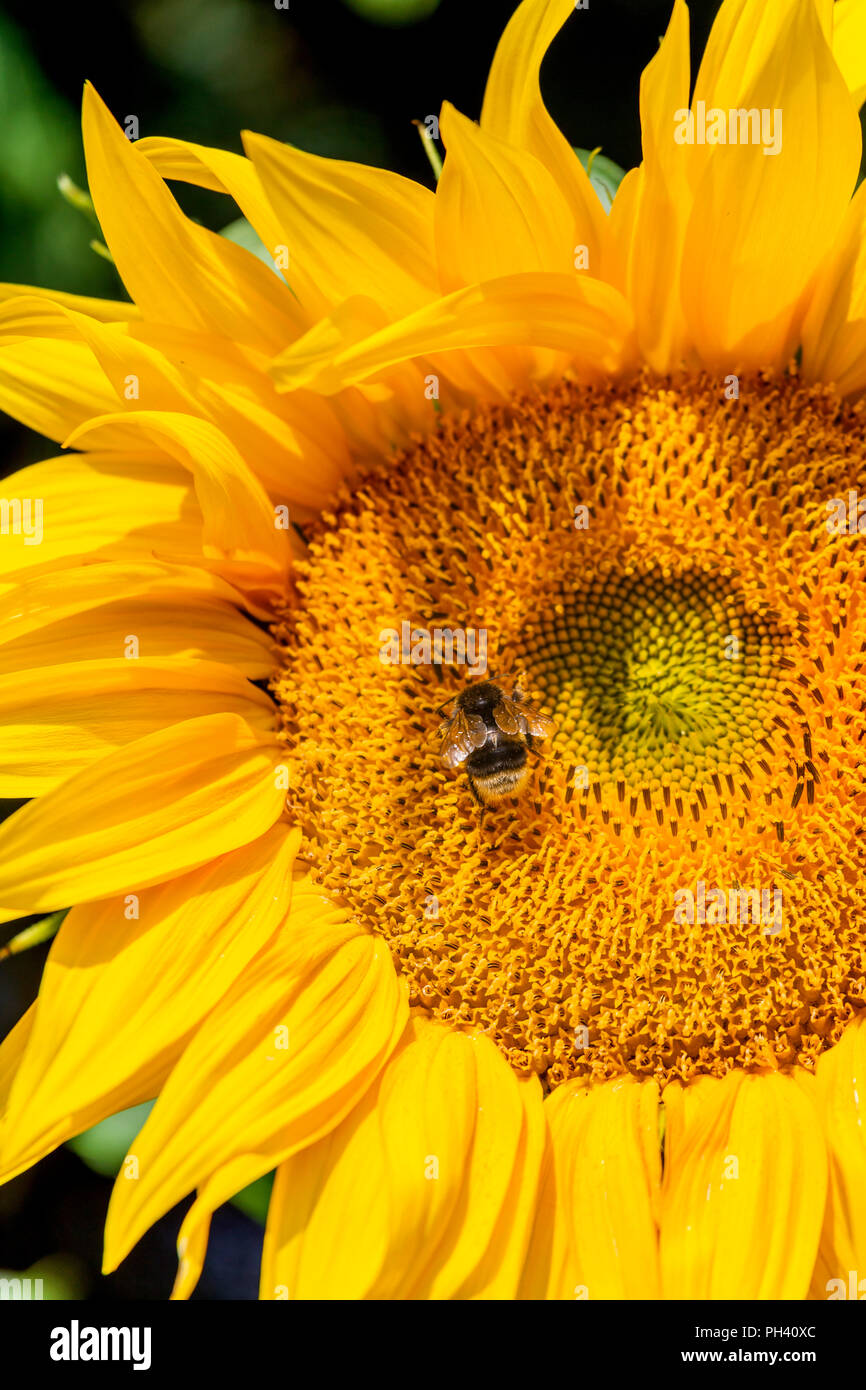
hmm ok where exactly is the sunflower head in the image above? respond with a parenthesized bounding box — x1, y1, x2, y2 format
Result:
(272, 367, 866, 1092)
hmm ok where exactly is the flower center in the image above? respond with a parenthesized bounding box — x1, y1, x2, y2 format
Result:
(528, 567, 787, 818)
(272, 372, 865, 1088)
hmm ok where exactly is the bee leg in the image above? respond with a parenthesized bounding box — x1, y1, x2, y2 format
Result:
(465, 778, 491, 848)
(466, 776, 484, 809)
(512, 672, 527, 701)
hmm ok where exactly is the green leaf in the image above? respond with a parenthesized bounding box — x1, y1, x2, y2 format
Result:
(220, 215, 274, 267)
(66, 1102, 154, 1178)
(89, 239, 114, 263)
(0, 908, 68, 961)
(574, 147, 628, 214)
(57, 173, 99, 226)
(229, 1171, 274, 1225)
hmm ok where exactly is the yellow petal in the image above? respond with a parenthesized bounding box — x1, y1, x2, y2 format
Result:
(809, 1013, 866, 1293)
(260, 1019, 470, 1300)
(65, 412, 289, 605)
(270, 272, 635, 396)
(367, 1022, 484, 1298)
(480, 0, 610, 275)
(126, 321, 354, 507)
(261, 1016, 544, 1300)
(435, 102, 577, 289)
(267, 294, 458, 423)
(82, 85, 300, 353)
(518, 1082, 585, 1299)
(818, 0, 835, 43)
(172, 1217, 211, 1301)
(681, 0, 861, 368)
(102, 883, 407, 1286)
(243, 130, 437, 322)
(135, 134, 308, 330)
(0, 562, 273, 678)
(521, 1077, 661, 1299)
(571, 1077, 662, 1297)
(0, 454, 201, 586)
(800, 179, 866, 394)
(0, 1006, 35, 1124)
(265, 293, 523, 413)
(0, 712, 285, 924)
(606, 164, 641, 292)
(0, 825, 300, 1185)
(430, 1038, 544, 1300)
(0, 295, 203, 416)
(833, 0, 866, 107)
(0, 329, 125, 443)
(0, 657, 275, 795)
(618, 0, 693, 370)
(690, 0, 791, 132)
(0, 296, 349, 510)
(0, 284, 137, 321)
(661, 1071, 827, 1298)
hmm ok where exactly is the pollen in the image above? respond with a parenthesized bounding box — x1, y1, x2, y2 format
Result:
(271, 371, 866, 1088)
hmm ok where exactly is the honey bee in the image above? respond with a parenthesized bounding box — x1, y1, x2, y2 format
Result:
(437, 677, 555, 807)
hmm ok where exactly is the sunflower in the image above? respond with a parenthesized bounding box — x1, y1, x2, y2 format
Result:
(0, 0, 865, 1302)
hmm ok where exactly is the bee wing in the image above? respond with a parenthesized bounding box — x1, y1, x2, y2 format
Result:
(468, 714, 489, 746)
(522, 706, 556, 739)
(440, 711, 488, 767)
(441, 741, 467, 769)
(492, 697, 524, 735)
(494, 695, 555, 740)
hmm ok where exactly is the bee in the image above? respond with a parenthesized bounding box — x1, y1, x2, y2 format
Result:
(437, 677, 555, 807)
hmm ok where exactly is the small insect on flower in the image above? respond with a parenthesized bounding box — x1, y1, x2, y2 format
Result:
(437, 676, 555, 808)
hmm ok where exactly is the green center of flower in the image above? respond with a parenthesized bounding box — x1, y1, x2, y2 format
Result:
(529, 568, 786, 794)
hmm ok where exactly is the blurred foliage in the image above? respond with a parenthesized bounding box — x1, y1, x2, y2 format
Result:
(0, 1252, 89, 1299)
(341, 0, 442, 23)
(0, 14, 115, 300)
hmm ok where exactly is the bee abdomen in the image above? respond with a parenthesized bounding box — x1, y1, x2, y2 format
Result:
(466, 740, 529, 804)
